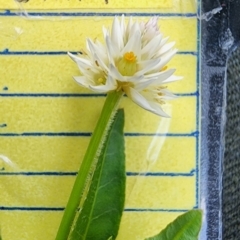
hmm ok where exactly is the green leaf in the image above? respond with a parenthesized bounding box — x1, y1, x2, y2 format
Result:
(146, 210, 202, 240)
(70, 109, 126, 240)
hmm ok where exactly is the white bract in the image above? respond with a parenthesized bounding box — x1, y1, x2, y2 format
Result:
(68, 16, 182, 117)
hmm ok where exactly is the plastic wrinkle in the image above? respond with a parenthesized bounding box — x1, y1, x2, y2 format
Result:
(146, 104, 172, 167)
(14, 1, 74, 21)
(219, 28, 234, 52)
(0, 1, 226, 239)
(0, 154, 18, 170)
(199, 197, 207, 240)
(200, 6, 222, 21)
(14, 1, 44, 20)
(200, 0, 222, 21)
(0, 23, 23, 39)
(126, 104, 172, 204)
(14, 27, 24, 35)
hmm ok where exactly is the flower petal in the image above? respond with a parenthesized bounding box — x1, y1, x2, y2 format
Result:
(68, 52, 92, 67)
(129, 21, 141, 39)
(95, 39, 108, 60)
(120, 15, 126, 38)
(159, 36, 169, 48)
(126, 16, 133, 40)
(68, 52, 100, 77)
(145, 68, 176, 84)
(109, 66, 144, 83)
(111, 17, 124, 51)
(162, 75, 183, 83)
(136, 58, 161, 76)
(158, 41, 175, 56)
(143, 17, 160, 42)
(134, 77, 158, 91)
(148, 101, 170, 117)
(73, 76, 93, 88)
(89, 76, 117, 93)
(121, 30, 141, 60)
(150, 49, 178, 72)
(102, 26, 109, 39)
(87, 39, 98, 56)
(94, 52, 109, 72)
(89, 85, 110, 93)
(129, 74, 145, 83)
(141, 34, 162, 60)
(87, 38, 107, 62)
(87, 39, 109, 70)
(128, 88, 169, 117)
(109, 64, 126, 81)
(159, 89, 177, 99)
(105, 34, 120, 63)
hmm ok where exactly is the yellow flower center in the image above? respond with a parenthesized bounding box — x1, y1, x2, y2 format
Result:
(118, 51, 137, 76)
(161, 65, 168, 71)
(97, 77, 106, 85)
(123, 51, 137, 63)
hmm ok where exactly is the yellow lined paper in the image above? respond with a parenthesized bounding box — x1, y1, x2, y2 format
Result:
(0, 0, 196, 12)
(0, 176, 195, 208)
(0, 137, 196, 172)
(0, 1, 199, 239)
(0, 17, 197, 51)
(0, 97, 196, 133)
(0, 54, 197, 93)
(0, 211, 182, 240)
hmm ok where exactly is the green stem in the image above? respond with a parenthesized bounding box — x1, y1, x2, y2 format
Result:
(55, 90, 123, 240)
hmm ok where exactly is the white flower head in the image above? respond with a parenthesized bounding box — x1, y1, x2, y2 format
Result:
(68, 15, 182, 117)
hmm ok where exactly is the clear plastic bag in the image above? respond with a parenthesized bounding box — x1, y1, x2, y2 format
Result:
(0, 0, 234, 239)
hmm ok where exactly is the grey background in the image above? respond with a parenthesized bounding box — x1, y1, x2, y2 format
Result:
(223, 47, 240, 239)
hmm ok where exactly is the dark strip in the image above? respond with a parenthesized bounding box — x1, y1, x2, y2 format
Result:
(201, 1, 227, 239)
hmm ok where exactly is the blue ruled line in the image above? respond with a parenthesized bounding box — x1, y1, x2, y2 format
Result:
(124, 208, 196, 212)
(0, 172, 77, 176)
(0, 93, 106, 97)
(195, 2, 201, 209)
(0, 92, 198, 97)
(0, 132, 199, 137)
(0, 206, 193, 212)
(127, 169, 195, 177)
(0, 206, 64, 211)
(0, 170, 195, 177)
(0, 49, 197, 56)
(0, 50, 78, 55)
(0, 10, 197, 18)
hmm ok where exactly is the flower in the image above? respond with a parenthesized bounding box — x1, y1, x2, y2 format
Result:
(68, 15, 182, 117)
